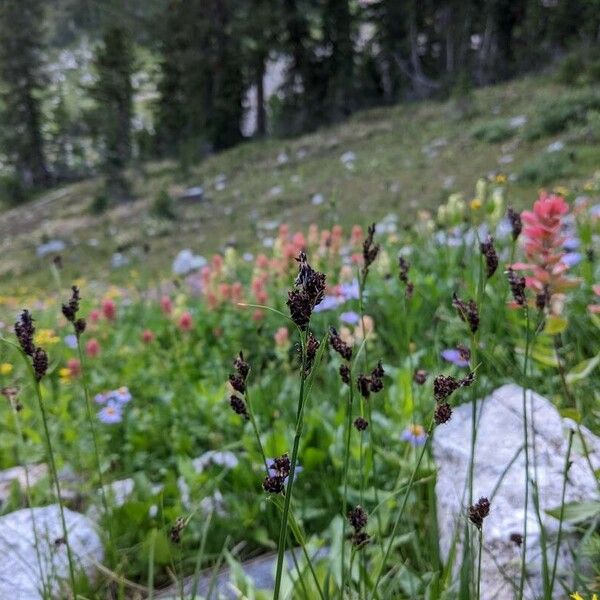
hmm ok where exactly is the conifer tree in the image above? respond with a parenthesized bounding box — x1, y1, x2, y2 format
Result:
(90, 25, 134, 200)
(0, 0, 50, 193)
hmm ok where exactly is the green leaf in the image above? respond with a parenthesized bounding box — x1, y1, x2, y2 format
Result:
(546, 500, 600, 524)
(566, 354, 600, 384)
(544, 315, 568, 335)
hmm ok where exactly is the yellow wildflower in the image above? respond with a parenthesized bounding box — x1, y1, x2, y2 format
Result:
(554, 186, 569, 197)
(0, 363, 13, 376)
(34, 329, 59, 346)
(59, 368, 72, 382)
(494, 173, 507, 184)
(470, 198, 482, 210)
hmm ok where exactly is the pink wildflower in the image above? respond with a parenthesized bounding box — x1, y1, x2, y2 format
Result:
(101, 298, 116, 320)
(141, 329, 155, 344)
(178, 311, 193, 332)
(160, 296, 173, 315)
(86, 338, 101, 357)
(274, 327, 289, 347)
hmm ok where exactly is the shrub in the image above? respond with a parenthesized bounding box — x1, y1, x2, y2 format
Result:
(524, 92, 600, 141)
(471, 119, 513, 143)
(89, 192, 109, 214)
(0, 173, 28, 207)
(518, 150, 574, 184)
(151, 189, 177, 220)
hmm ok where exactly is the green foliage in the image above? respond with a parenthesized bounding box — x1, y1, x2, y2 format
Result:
(89, 25, 134, 199)
(518, 150, 575, 185)
(0, 173, 28, 207)
(523, 92, 600, 141)
(89, 192, 109, 215)
(151, 189, 177, 220)
(0, 0, 50, 190)
(471, 119, 514, 143)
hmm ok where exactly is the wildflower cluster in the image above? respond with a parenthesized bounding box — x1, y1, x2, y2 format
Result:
(507, 267, 527, 306)
(14, 310, 48, 381)
(511, 192, 578, 314)
(95, 386, 132, 424)
(228, 352, 250, 419)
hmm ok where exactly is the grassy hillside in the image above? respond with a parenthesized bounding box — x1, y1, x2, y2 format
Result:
(1, 73, 599, 296)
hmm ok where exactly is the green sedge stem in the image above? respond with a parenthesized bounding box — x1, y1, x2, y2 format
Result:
(273, 330, 307, 600)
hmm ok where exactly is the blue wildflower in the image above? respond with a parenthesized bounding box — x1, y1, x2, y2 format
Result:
(401, 424, 427, 446)
(441, 348, 470, 368)
(63, 334, 78, 349)
(340, 311, 360, 325)
(98, 401, 123, 424)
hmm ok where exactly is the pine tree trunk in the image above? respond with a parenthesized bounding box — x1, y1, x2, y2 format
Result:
(255, 56, 266, 137)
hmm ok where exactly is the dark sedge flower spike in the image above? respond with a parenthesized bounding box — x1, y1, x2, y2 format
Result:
(362, 223, 379, 277)
(452, 293, 479, 334)
(15, 310, 36, 356)
(536, 285, 550, 312)
(357, 374, 371, 399)
(480, 235, 498, 279)
(507, 268, 526, 306)
(414, 369, 428, 385)
(339, 363, 351, 385)
(507, 206, 522, 241)
(348, 505, 370, 548)
(348, 505, 368, 531)
(398, 256, 410, 284)
(233, 352, 250, 380)
(263, 475, 285, 494)
(61, 285, 81, 323)
(329, 327, 352, 361)
(468, 496, 490, 529)
(229, 395, 248, 419)
(433, 372, 475, 402)
(305, 332, 320, 373)
(509, 532, 523, 547)
(269, 454, 291, 479)
(229, 374, 246, 394)
(399, 256, 414, 298)
(354, 416, 368, 431)
(434, 402, 452, 425)
(32, 347, 49, 382)
(169, 517, 186, 544)
(287, 252, 326, 329)
(369, 361, 384, 393)
(229, 351, 250, 394)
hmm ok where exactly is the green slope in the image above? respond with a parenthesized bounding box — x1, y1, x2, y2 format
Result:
(1, 73, 599, 296)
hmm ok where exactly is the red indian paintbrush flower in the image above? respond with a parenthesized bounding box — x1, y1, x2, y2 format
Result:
(511, 193, 578, 312)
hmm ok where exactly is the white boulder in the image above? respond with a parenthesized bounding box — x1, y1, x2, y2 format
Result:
(433, 384, 600, 598)
(0, 504, 103, 597)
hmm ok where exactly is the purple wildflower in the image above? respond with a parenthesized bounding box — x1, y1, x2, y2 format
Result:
(98, 401, 123, 424)
(340, 311, 360, 325)
(441, 348, 470, 368)
(401, 424, 427, 446)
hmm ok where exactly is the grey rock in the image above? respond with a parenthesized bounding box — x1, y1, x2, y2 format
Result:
(36, 240, 65, 257)
(0, 504, 103, 598)
(433, 384, 600, 599)
(172, 249, 207, 275)
(179, 186, 204, 202)
(157, 548, 329, 599)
